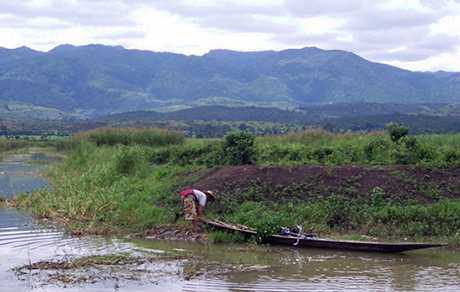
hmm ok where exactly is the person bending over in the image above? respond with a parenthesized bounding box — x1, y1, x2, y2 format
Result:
(180, 189, 216, 229)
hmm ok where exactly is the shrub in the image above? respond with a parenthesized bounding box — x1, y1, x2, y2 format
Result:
(256, 214, 282, 243)
(221, 131, 255, 165)
(386, 122, 410, 144)
(312, 147, 333, 162)
(445, 150, 460, 162)
(364, 139, 390, 162)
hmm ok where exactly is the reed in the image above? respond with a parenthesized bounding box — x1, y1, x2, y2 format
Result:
(0, 139, 29, 152)
(69, 127, 185, 147)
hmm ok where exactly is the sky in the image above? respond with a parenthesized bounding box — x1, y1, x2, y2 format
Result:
(1, 0, 460, 72)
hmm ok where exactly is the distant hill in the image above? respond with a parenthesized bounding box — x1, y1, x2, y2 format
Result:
(0, 46, 44, 64)
(105, 103, 449, 123)
(2, 103, 460, 138)
(1, 44, 460, 119)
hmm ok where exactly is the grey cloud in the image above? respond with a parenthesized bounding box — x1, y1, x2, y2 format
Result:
(0, 1, 43, 18)
(272, 32, 340, 47)
(53, 7, 134, 27)
(148, 0, 290, 34)
(283, 0, 450, 35)
(272, 25, 458, 64)
(0, 0, 136, 27)
(0, 14, 27, 28)
(352, 26, 458, 51)
(353, 30, 458, 62)
(418, 0, 453, 10)
(94, 31, 147, 40)
(364, 49, 437, 62)
(271, 0, 460, 66)
(197, 14, 295, 34)
(353, 27, 430, 46)
(284, 0, 366, 17)
(418, 34, 459, 52)
(345, 9, 447, 31)
(149, 0, 284, 18)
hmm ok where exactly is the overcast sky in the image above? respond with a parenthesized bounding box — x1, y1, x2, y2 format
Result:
(1, 0, 460, 72)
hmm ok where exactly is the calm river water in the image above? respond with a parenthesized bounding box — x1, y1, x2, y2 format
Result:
(1, 152, 459, 292)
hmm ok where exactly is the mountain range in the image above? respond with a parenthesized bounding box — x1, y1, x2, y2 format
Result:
(1, 44, 460, 120)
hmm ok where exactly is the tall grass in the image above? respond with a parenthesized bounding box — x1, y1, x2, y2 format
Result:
(14, 128, 191, 234)
(70, 127, 185, 147)
(0, 138, 30, 152)
(15, 142, 189, 234)
(254, 129, 456, 165)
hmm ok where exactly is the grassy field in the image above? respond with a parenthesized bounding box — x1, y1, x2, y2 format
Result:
(6, 126, 460, 245)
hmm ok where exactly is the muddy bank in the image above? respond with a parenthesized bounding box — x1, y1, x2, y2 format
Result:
(127, 224, 209, 242)
(16, 253, 271, 289)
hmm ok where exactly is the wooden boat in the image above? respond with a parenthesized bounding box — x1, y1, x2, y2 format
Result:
(203, 219, 449, 253)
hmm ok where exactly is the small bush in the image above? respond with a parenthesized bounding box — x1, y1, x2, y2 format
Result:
(445, 150, 460, 162)
(221, 131, 255, 165)
(364, 139, 390, 162)
(312, 147, 333, 162)
(386, 122, 410, 144)
(369, 187, 386, 207)
(256, 215, 282, 243)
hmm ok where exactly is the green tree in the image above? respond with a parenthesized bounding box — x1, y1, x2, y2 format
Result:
(221, 130, 255, 165)
(386, 122, 410, 144)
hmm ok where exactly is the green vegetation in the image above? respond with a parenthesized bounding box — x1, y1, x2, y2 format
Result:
(71, 127, 185, 147)
(10, 125, 460, 246)
(221, 130, 255, 165)
(3, 103, 460, 142)
(209, 230, 247, 244)
(0, 138, 27, 152)
(0, 138, 58, 153)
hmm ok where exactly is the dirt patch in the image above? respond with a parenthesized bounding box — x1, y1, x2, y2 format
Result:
(185, 164, 460, 203)
(133, 224, 209, 242)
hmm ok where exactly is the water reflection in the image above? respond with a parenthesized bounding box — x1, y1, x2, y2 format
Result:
(0, 153, 52, 198)
(137, 239, 460, 292)
(0, 175, 49, 199)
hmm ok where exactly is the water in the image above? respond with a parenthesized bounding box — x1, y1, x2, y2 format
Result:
(1, 152, 460, 291)
(0, 153, 50, 198)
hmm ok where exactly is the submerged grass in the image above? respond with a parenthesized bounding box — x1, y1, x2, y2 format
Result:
(11, 127, 460, 245)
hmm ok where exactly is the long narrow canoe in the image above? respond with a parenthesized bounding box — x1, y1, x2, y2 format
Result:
(204, 219, 449, 253)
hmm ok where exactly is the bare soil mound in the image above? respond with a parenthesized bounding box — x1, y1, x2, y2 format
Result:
(186, 164, 460, 203)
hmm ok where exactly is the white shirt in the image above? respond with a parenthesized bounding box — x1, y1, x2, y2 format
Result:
(193, 189, 207, 206)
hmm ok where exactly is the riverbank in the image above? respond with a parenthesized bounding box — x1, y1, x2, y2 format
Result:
(3, 143, 460, 291)
(127, 224, 209, 242)
(13, 159, 460, 245)
(6, 128, 460, 246)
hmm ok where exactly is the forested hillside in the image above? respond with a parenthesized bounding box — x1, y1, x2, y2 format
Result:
(1, 44, 459, 119)
(3, 103, 459, 140)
